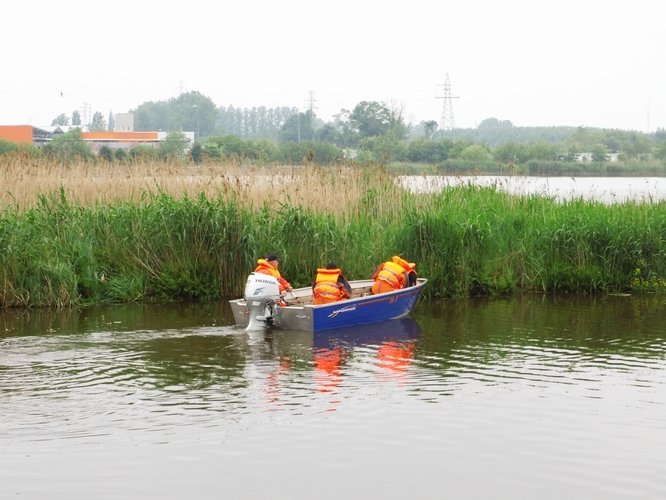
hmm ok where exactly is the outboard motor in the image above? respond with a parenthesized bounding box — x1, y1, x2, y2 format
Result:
(243, 273, 281, 330)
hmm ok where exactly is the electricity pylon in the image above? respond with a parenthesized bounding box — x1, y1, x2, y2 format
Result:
(436, 73, 459, 131)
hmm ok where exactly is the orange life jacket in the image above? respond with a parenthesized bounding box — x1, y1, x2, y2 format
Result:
(374, 260, 408, 290)
(313, 268, 348, 304)
(372, 256, 417, 292)
(391, 256, 416, 272)
(254, 259, 290, 292)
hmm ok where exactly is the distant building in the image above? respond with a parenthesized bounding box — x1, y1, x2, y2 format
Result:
(80, 131, 194, 152)
(342, 148, 358, 160)
(114, 113, 134, 132)
(0, 124, 193, 152)
(0, 125, 52, 145)
(574, 152, 620, 163)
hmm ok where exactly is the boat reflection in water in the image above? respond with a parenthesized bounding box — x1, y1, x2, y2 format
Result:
(248, 318, 422, 410)
(312, 317, 421, 349)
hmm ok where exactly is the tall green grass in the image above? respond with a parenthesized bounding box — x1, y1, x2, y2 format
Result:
(2, 177, 666, 307)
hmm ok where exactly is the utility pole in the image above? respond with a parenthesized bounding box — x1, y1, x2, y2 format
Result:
(196, 106, 200, 139)
(306, 90, 317, 140)
(192, 105, 200, 140)
(436, 73, 460, 131)
(306, 90, 317, 115)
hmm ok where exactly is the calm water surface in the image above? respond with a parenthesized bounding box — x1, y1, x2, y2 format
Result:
(2, 296, 666, 499)
(399, 175, 666, 203)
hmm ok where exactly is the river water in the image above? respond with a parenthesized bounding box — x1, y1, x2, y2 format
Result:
(398, 175, 666, 203)
(2, 294, 665, 499)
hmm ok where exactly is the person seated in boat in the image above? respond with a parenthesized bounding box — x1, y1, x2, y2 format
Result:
(312, 262, 352, 305)
(254, 254, 293, 297)
(371, 256, 417, 294)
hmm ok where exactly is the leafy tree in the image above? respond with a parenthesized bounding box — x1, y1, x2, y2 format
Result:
(460, 144, 491, 162)
(134, 91, 217, 137)
(654, 128, 666, 142)
(591, 143, 609, 162)
(329, 109, 357, 147)
(622, 132, 652, 159)
(526, 142, 556, 162)
(71, 110, 81, 126)
(206, 135, 249, 160)
(278, 110, 316, 143)
(99, 145, 114, 162)
(0, 139, 40, 157)
(51, 113, 70, 126)
(406, 138, 448, 162)
(478, 117, 514, 129)
(493, 142, 528, 164)
(107, 112, 115, 132)
(201, 144, 221, 160)
(191, 142, 202, 164)
(114, 148, 127, 161)
(565, 143, 583, 162)
(251, 139, 280, 162)
(312, 142, 343, 164)
(317, 123, 343, 145)
(423, 120, 438, 140)
(0, 138, 20, 155)
(158, 132, 189, 160)
(134, 101, 169, 131)
(90, 112, 106, 132)
(129, 145, 158, 161)
(654, 141, 666, 160)
(440, 139, 469, 159)
(601, 130, 623, 152)
(358, 135, 407, 164)
(202, 135, 282, 163)
(182, 92, 217, 138)
(350, 100, 405, 139)
(43, 129, 92, 160)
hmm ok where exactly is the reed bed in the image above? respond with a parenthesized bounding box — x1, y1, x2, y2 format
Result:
(0, 157, 402, 217)
(2, 156, 666, 308)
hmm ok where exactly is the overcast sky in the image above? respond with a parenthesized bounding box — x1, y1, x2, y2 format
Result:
(2, 0, 663, 132)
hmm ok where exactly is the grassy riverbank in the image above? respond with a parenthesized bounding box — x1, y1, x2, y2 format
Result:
(2, 159, 666, 307)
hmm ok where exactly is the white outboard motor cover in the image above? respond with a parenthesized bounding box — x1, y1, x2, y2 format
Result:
(244, 273, 281, 330)
(244, 273, 281, 302)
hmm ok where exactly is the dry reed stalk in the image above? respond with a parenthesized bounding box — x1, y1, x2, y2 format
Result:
(0, 158, 409, 217)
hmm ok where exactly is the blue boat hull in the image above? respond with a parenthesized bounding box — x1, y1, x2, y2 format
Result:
(310, 281, 424, 331)
(230, 278, 427, 332)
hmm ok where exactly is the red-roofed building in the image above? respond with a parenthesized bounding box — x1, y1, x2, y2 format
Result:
(0, 126, 194, 152)
(0, 125, 53, 145)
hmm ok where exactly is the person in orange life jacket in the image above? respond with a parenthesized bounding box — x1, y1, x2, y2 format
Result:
(254, 254, 293, 295)
(312, 262, 352, 305)
(371, 255, 417, 295)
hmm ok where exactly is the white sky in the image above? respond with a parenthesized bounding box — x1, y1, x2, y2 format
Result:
(2, 0, 663, 132)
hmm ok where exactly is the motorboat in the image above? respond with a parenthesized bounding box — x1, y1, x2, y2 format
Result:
(230, 273, 427, 332)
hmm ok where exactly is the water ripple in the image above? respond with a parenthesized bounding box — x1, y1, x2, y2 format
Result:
(3, 302, 666, 499)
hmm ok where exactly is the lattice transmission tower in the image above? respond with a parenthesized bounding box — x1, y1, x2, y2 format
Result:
(306, 90, 317, 116)
(436, 73, 459, 131)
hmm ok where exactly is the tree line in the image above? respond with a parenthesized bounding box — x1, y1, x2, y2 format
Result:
(10, 89, 666, 171)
